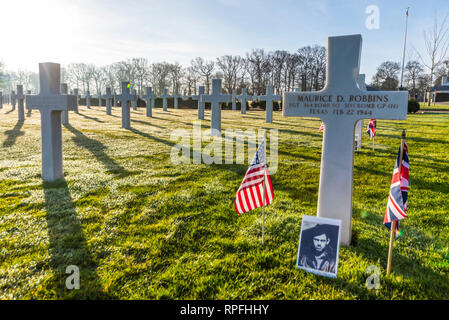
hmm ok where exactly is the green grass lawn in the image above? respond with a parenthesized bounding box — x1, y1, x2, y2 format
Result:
(1, 104, 448, 299)
(419, 102, 449, 110)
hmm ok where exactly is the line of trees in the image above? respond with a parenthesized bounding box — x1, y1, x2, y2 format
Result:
(60, 46, 328, 97)
(0, 46, 328, 97)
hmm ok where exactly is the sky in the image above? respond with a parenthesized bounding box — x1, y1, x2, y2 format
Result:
(1, 0, 448, 82)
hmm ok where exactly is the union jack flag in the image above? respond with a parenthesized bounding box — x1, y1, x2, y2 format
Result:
(384, 140, 409, 237)
(367, 119, 376, 139)
(235, 139, 274, 214)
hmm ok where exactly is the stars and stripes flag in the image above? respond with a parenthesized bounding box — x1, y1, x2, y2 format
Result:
(367, 119, 376, 139)
(406, 7, 409, 17)
(318, 122, 325, 132)
(235, 139, 274, 214)
(384, 140, 409, 237)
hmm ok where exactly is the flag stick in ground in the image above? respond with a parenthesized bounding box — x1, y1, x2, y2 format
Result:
(262, 131, 267, 245)
(386, 129, 406, 275)
(372, 135, 375, 151)
(262, 168, 266, 245)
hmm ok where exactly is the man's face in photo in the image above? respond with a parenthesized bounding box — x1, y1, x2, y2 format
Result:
(313, 233, 329, 252)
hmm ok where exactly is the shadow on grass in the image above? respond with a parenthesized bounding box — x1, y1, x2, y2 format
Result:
(65, 124, 136, 178)
(5, 108, 15, 114)
(131, 118, 165, 129)
(43, 179, 113, 298)
(77, 112, 105, 123)
(2, 120, 24, 147)
(128, 127, 176, 148)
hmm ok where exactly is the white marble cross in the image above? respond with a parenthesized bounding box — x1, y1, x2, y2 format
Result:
(103, 87, 113, 115)
(283, 34, 408, 245)
(143, 86, 154, 117)
(26, 63, 77, 181)
(191, 86, 205, 120)
(60, 83, 69, 125)
(11, 90, 17, 110)
(98, 92, 103, 107)
(16, 85, 25, 121)
(73, 88, 79, 113)
(259, 85, 281, 123)
(113, 92, 118, 107)
(231, 89, 237, 111)
(160, 89, 170, 111)
(201, 79, 230, 136)
(116, 82, 133, 129)
(131, 89, 138, 110)
(236, 88, 251, 114)
(173, 91, 180, 109)
(86, 90, 91, 109)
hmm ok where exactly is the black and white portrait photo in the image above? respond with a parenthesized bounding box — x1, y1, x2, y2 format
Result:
(296, 215, 341, 278)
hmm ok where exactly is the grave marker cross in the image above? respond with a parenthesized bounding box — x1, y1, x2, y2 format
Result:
(16, 85, 25, 121)
(259, 85, 281, 123)
(160, 89, 170, 111)
(104, 87, 113, 115)
(283, 34, 408, 245)
(236, 88, 251, 114)
(201, 79, 230, 135)
(26, 63, 77, 181)
(116, 82, 133, 129)
(60, 83, 69, 125)
(143, 86, 154, 117)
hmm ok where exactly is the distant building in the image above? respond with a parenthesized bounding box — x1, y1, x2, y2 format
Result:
(429, 76, 449, 102)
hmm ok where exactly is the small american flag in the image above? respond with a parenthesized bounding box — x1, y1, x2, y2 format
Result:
(384, 140, 409, 237)
(406, 7, 409, 17)
(235, 139, 274, 214)
(367, 119, 376, 139)
(318, 122, 325, 132)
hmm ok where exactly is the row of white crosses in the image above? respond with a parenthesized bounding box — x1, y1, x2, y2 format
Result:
(283, 34, 408, 245)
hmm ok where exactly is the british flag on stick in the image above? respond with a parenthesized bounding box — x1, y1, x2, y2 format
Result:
(367, 119, 376, 139)
(384, 139, 409, 237)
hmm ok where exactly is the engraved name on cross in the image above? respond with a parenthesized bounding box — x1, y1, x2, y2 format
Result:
(283, 34, 408, 245)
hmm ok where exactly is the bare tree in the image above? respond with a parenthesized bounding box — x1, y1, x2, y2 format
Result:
(169, 62, 183, 94)
(216, 55, 243, 94)
(149, 62, 172, 95)
(415, 12, 449, 105)
(371, 61, 401, 90)
(132, 58, 150, 95)
(184, 66, 199, 95)
(405, 60, 424, 92)
(91, 64, 106, 96)
(245, 49, 271, 94)
(191, 57, 215, 93)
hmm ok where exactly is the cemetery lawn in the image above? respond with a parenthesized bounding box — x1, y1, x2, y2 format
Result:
(419, 102, 449, 111)
(1, 105, 448, 300)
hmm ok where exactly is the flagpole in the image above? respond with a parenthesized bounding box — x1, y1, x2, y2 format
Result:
(372, 135, 375, 151)
(262, 132, 267, 246)
(400, 7, 409, 90)
(387, 129, 406, 275)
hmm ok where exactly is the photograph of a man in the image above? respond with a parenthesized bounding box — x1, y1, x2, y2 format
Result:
(296, 215, 341, 278)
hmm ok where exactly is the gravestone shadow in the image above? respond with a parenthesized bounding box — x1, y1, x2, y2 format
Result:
(76, 112, 105, 123)
(65, 124, 135, 178)
(2, 120, 24, 147)
(43, 179, 113, 298)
